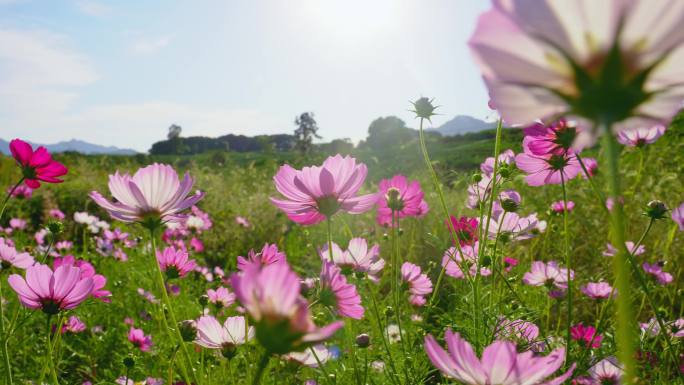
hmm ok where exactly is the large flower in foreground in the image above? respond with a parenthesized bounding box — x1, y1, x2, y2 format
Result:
(89, 163, 204, 227)
(9, 139, 68, 188)
(376, 174, 429, 226)
(8, 263, 93, 314)
(270, 155, 378, 225)
(318, 238, 384, 282)
(195, 315, 254, 358)
(230, 261, 343, 354)
(424, 328, 575, 385)
(319, 261, 364, 319)
(469, 1, 684, 145)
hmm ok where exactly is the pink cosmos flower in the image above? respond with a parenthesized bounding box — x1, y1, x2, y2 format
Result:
(400, 262, 433, 306)
(90, 163, 204, 226)
(642, 262, 673, 285)
(236, 243, 286, 271)
(49, 209, 65, 220)
(62, 316, 87, 334)
(523, 261, 574, 295)
(424, 328, 575, 384)
(55, 241, 73, 251)
(494, 318, 540, 344)
(189, 237, 204, 253)
(574, 357, 623, 385)
(551, 201, 575, 214)
(8, 263, 94, 313)
(523, 120, 582, 156)
(235, 216, 251, 228)
(318, 238, 385, 282)
(284, 344, 331, 368)
(515, 137, 582, 186)
(640, 318, 684, 338)
(447, 216, 479, 246)
(128, 327, 153, 352)
(503, 257, 518, 272)
(602, 242, 645, 257)
(487, 201, 543, 241)
(469, 1, 684, 146)
(442, 243, 491, 280)
(672, 203, 684, 231)
(480, 149, 516, 176)
(375, 174, 429, 226)
(9, 218, 26, 230)
(8, 184, 33, 199)
(156, 247, 196, 279)
(466, 174, 497, 209)
(230, 261, 343, 354)
(270, 155, 378, 225)
(9, 139, 68, 188)
(580, 158, 599, 179)
(0, 243, 34, 269)
(206, 287, 236, 308)
(617, 125, 666, 147)
(319, 261, 364, 319)
(53, 255, 111, 302)
(570, 324, 602, 349)
(195, 315, 254, 357)
(581, 282, 615, 300)
(137, 288, 159, 304)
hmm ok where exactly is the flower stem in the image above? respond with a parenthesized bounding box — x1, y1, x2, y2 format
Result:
(390, 211, 410, 383)
(0, 276, 13, 385)
(46, 315, 59, 385)
(560, 172, 572, 366)
(326, 217, 334, 262)
(367, 281, 400, 385)
(251, 352, 270, 385)
(149, 229, 199, 385)
(602, 130, 635, 382)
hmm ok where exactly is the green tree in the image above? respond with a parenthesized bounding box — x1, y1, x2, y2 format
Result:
(294, 112, 321, 154)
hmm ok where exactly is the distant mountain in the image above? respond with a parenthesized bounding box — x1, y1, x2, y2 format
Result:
(429, 115, 495, 136)
(0, 138, 137, 156)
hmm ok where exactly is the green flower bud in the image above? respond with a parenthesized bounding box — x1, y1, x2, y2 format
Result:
(355, 333, 370, 348)
(410, 97, 438, 121)
(179, 320, 197, 342)
(47, 221, 64, 236)
(644, 200, 668, 220)
(123, 356, 135, 368)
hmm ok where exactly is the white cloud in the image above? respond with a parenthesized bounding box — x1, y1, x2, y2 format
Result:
(76, 0, 113, 17)
(131, 35, 172, 54)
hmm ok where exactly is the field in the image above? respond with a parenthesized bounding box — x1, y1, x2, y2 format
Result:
(0, 113, 682, 384)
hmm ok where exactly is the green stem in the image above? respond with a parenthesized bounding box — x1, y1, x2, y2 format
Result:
(46, 315, 59, 385)
(603, 130, 635, 382)
(0, 276, 13, 385)
(367, 282, 400, 385)
(326, 217, 334, 262)
(251, 353, 270, 385)
(575, 153, 607, 211)
(391, 212, 410, 383)
(149, 229, 199, 385)
(560, 172, 572, 366)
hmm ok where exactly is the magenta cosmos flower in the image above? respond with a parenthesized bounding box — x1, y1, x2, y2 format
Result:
(54, 255, 111, 302)
(270, 155, 378, 225)
(642, 262, 673, 285)
(0, 242, 34, 269)
(672, 202, 684, 231)
(469, 1, 684, 146)
(61, 315, 87, 334)
(550, 200, 575, 214)
(195, 315, 254, 358)
(617, 125, 666, 147)
(230, 261, 343, 354)
(9, 139, 68, 188)
(236, 243, 286, 271)
(319, 261, 364, 319)
(581, 281, 615, 300)
(8, 263, 94, 314)
(128, 327, 153, 352)
(480, 149, 515, 177)
(447, 216, 479, 246)
(523, 120, 583, 156)
(442, 243, 491, 280)
(376, 174, 429, 226)
(570, 324, 602, 349)
(318, 238, 385, 282)
(400, 262, 433, 306)
(424, 328, 575, 385)
(515, 137, 582, 186)
(156, 247, 196, 279)
(90, 163, 204, 227)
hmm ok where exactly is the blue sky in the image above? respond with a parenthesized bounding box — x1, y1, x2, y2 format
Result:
(0, 0, 492, 151)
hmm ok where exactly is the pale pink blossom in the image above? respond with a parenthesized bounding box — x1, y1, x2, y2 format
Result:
(523, 261, 574, 293)
(62, 316, 87, 334)
(442, 243, 491, 280)
(400, 262, 432, 306)
(8, 263, 94, 313)
(672, 203, 684, 231)
(283, 344, 331, 368)
(48, 209, 65, 220)
(617, 125, 666, 147)
(0, 243, 34, 269)
(480, 149, 516, 176)
(581, 281, 615, 300)
(318, 238, 384, 282)
(602, 242, 645, 257)
(206, 287, 235, 308)
(195, 315, 253, 356)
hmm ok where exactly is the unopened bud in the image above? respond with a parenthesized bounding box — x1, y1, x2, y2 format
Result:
(123, 356, 135, 368)
(199, 295, 209, 307)
(645, 200, 668, 220)
(471, 173, 483, 183)
(501, 199, 519, 213)
(410, 97, 438, 120)
(355, 333, 370, 348)
(179, 320, 197, 342)
(47, 221, 64, 235)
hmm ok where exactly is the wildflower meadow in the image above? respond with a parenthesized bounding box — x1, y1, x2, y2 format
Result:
(1, 1, 684, 385)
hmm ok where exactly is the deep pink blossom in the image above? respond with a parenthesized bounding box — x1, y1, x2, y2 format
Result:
(8, 263, 94, 313)
(580, 158, 599, 179)
(424, 328, 575, 384)
(523, 120, 583, 156)
(376, 175, 429, 226)
(617, 125, 666, 147)
(230, 261, 343, 354)
(156, 247, 196, 278)
(642, 262, 673, 285)
(319, 261, 364, 319)
(447, 216, 478, 246)
(270, 155, 378, 225)
(0, 243, 34, 269)
(9, 139, 68, 188)
(128, 327, 152, 352)
(90, 163, 204, 226)
(400, 262, 432, 306)
(53, 255, 111, 302)
(237, 243, 286, 271)
(62, 316, 87, 334)
(318, 238, 384, 282)
(570, 324, 602, 349)
(551, 201, 575, 214)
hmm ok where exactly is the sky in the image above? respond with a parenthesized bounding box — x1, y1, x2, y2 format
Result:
(0, 0, 492, 152)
